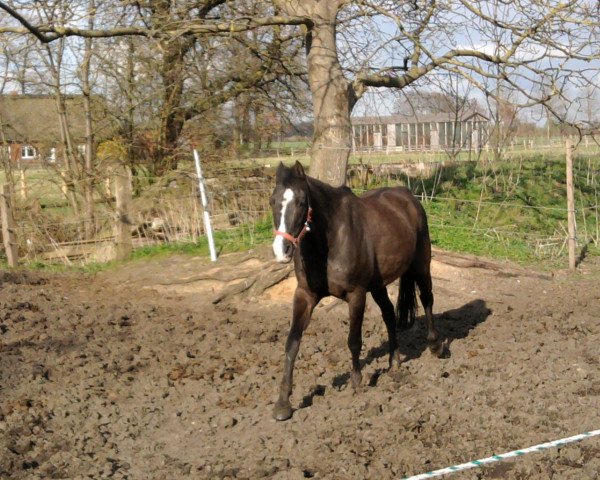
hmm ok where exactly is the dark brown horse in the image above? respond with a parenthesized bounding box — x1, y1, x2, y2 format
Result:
(270, 161, 444, 421)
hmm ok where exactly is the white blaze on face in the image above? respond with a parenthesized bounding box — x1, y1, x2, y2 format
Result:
(272, 188, 294, 262)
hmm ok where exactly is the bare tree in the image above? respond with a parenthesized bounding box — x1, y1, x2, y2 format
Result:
(80, 0, 96, 238)
(1, 0, 599, 186)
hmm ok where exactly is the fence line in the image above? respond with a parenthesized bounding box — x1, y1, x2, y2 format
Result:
(2, 146, 598, 266)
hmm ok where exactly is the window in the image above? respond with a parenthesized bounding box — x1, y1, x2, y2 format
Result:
(445, 122, 454, 146)
(423, 123, 431, 147)
(21, 145, 36, 159)
(48, 148, 57, 163)
(396, 124, 409, 147)
(409, 123, 417, 148)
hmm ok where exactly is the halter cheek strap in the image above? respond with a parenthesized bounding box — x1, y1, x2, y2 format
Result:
(274, 207, 313, 246)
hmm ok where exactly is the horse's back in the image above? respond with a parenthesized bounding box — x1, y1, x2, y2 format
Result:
(359, 186, 426, 232)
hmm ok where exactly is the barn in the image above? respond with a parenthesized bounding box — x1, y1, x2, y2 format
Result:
(351, 110, 490, 153)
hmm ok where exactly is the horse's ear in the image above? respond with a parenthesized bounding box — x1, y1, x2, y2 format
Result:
(275, 162, 286, 182)
(292, 161, 306, 179)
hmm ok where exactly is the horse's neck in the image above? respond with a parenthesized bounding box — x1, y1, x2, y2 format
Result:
(307, 177, 352, 237)
(301, 179, 357, 281)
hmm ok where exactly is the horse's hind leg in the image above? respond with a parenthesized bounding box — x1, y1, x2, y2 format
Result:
(347, 289, 367, 391)
(371, 288, 401, 370)
(415, 269, 444, 357)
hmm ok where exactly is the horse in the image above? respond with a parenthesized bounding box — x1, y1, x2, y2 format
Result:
(270, 161, 444, 421)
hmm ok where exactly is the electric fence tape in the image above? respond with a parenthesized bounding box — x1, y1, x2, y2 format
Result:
(403, 429, 600, 480)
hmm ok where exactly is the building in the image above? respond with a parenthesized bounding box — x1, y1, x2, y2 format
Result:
(352, 110, 490, 152)
(0, 94, 108, 165)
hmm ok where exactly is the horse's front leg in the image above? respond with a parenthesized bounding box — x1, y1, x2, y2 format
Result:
(273, 287, 318, 421)
(347, 289, 367, 391)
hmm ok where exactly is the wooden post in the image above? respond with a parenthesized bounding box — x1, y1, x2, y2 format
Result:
(59, 169, 69, 197)
(114, 167, 132, 261)
(1, 184, 19, 267)
(565, 138, 577, 270)
(19, 169, 27, 200)
(104, 177, 111, 197)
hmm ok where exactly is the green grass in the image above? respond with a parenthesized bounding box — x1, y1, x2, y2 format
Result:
(413, 156, 600, 266)
(1, 218, 275, 272)
(426, 201, 541, 264)
(129, 218, 274, 262)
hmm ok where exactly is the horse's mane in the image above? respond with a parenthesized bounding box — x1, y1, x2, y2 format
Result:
(306, 175, 355, 198)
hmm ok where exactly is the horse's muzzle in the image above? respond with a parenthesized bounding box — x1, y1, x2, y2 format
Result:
(272, 237, 294, 263)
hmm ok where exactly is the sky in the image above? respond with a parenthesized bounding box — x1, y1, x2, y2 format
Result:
(347, 2, 600, 128)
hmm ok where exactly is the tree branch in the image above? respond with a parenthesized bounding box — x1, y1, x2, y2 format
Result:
(355, 48, 501, 92)
(0, 2, 311, 42)
(0, 1, 56, 42)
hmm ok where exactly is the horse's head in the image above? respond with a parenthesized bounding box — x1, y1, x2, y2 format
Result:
(270, 161, 311, 263)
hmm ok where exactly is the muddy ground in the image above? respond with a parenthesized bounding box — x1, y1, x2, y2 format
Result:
(1, 247, 600, 479)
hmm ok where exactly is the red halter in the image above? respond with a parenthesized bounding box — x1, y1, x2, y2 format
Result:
(274, 207, 313, 246)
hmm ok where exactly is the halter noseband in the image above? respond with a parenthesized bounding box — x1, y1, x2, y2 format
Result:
(274, 207, 313, 246)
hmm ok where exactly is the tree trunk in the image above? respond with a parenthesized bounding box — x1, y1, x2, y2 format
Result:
(148, 0, 196, 176)
(156, 41, 187, 175)
(277, 0, 354, 186)
(305, 19, 353, 186)
(81, 0, 95, 239)
(252, 104, 263, 152)
(45, 39, 81, 219)
(124, 37, 136, 167)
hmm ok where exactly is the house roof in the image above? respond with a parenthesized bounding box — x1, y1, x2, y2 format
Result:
(351, 110, 489, 125)
(0, 94, 110, 144)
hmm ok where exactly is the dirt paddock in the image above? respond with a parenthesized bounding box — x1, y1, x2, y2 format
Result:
(1, 247, 600, 479)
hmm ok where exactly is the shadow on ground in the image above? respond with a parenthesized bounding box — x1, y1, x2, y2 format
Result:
(331, 299, 491, 389)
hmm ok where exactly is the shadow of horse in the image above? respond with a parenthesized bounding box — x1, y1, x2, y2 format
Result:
(332, 299, 491, 389)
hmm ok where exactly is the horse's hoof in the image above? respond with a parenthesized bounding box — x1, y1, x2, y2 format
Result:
(389, 350, 404, 370)
(350, 371, 362, 391)
(429, 340, 446, 358)
(273, 400, 293, 421)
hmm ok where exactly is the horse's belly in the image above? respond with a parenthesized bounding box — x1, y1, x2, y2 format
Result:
(324, 258, 374, 298)
(376, 252, 412, 285)
(324, 249, 408, 297)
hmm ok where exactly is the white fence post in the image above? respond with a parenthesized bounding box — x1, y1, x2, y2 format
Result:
(565, 138, 577, 270)
(193, 149, 217, 262)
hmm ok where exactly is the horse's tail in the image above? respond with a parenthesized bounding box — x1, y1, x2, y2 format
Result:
(396, 271, 417, 330)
